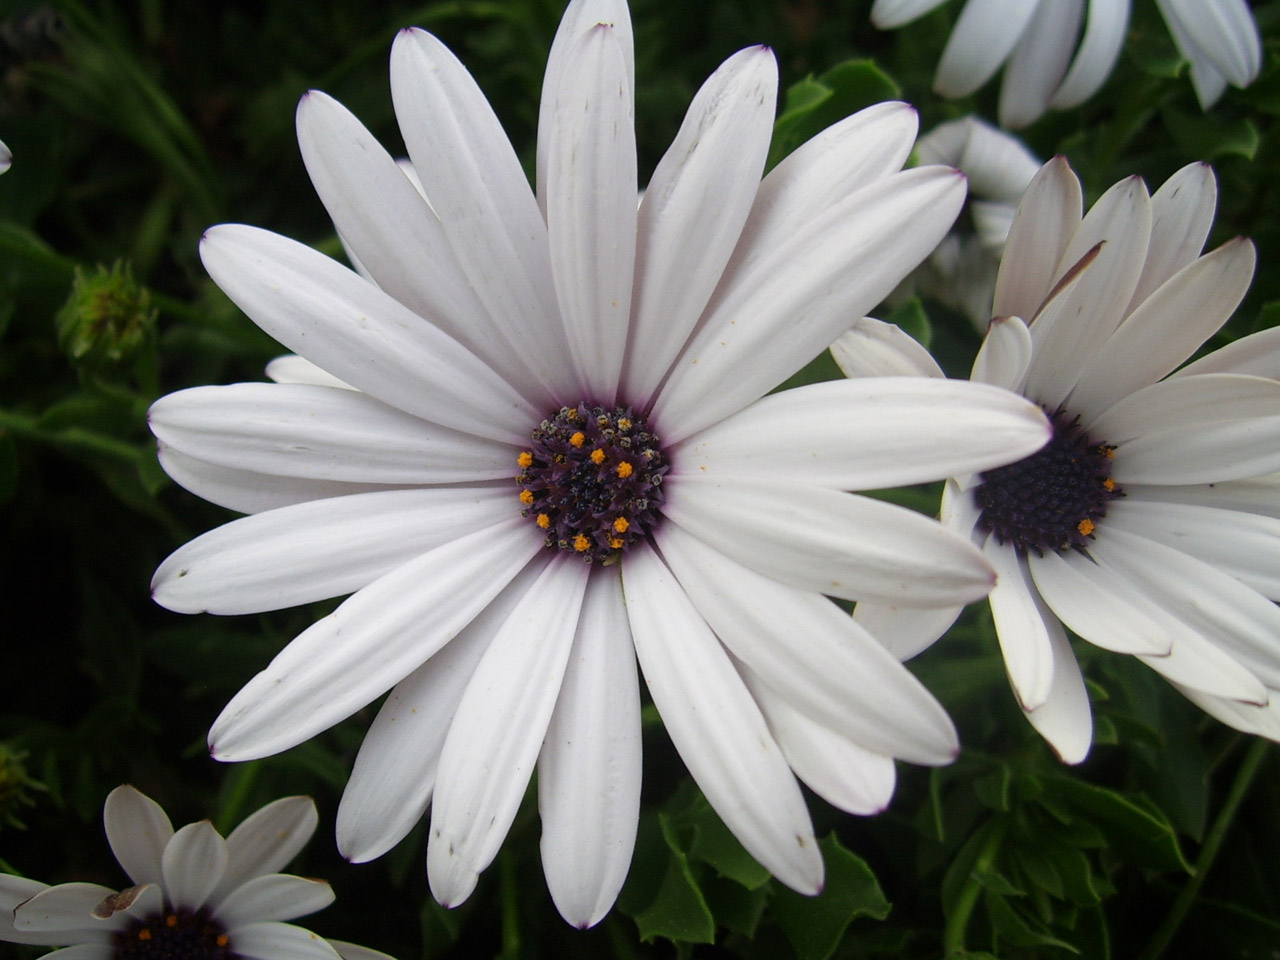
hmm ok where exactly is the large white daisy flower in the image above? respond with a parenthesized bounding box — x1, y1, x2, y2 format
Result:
(849, 158, 1280, 765)
(147, 0, 1050, 926)
(870, 0, 1263, 128)
(0, 785, 393, 960)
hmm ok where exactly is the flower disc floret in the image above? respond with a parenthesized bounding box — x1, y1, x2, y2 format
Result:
(517, 403, 667, 563)
(112, 907, 232, 960)
(974, 407, 1121, 556)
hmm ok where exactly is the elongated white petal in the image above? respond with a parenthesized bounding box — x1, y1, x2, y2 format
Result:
(743, 667, 898, 814)
(231, 922, 343, 960)
(152, 487, 513, 615)
(217, 875, 334, 929)
(208, 520, 542, 761)
(997, 0, 1083, 129)
(295, 92, 548, 404)
(1110, 406, 1280, 487)
(971, 316, 1033, 392)
(935, 0, 1039, 97)
(1175, 325, 1280, 380)
(1049, 0, 1129, 108)
(1124, 475, 1280, 520)
(993, 158, 1082, 322)
(660, 524, 958, 764)
(830, 317, 945, 380)
(1027, 550, 1171, 655)
(428, 558, 590, 908)
(150, 383, 514, 484)
(624, 545, 823, 894)
(1090, 373, 1280, 443)
(162, 821, 227, 910)
(1127, 162, 1216, 311)
(214, 797, 318, 902)
(673, 378, 1048, 490)
(104, 785, 173, 888)
(1023, 621, 1092, 764)
(337, 562, 542, 863)
(623, 46, 777, 405)
(1175, 683, 1280, 741)
(545, 23, 636, 401)
(664, 476, 994, 606)
(871, 0, 949, 29)
(266, 355, 354, 389)
(918, 117, 1039, 203)
(200, 225, 538, 443)
(327, 941, 400, 960)
(538, 569, 641, 929)
(156, 444, 412, 515)
(14, 884, 123, 935)
(33, 945, 112, 960)
(1157, 0, 1261, 90)
(0, 877, 57, 946)
(985, 540, 1057, 711)
(389, 28, 570, 397)
(658, 166, 965, 440)
(853, 599, 964, 661)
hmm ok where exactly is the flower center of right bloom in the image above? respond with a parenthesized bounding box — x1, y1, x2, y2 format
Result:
(973, 407, 1123, 556)
(516, 403, 668, 565)
(112, 907, 233, 960)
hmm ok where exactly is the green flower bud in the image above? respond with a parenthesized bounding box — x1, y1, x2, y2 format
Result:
(55, 261, 157, 376)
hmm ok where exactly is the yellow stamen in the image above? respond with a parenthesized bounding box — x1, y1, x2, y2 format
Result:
(569, 431, 586, 448)
(609, 537, 624, 549)
(139, 930, 153, 942)
(166, 915, 178, 928)
(536, 514, 551, 529)
(616, 461, 634, 479)
(1103, 478, 1116, 492)
(519, 490, 534, 505)
(618, 418, 632, 431)
(1077, 518, 1095, 537)
(217, 934, 230, 947)
(573, 533, 591, 552)
(517, 451, 533, 468)
(1102, 445, 1115, 459)
(613, 517, 630, 533)
(590, 449, 606, 465)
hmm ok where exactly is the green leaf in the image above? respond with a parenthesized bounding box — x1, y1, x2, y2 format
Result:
(983, 890, 1079, 952)
(769, 60, 901, 168)
(684, 800, 772, 890)
(1162, 107, 1259, 161)
(974, 765, 1012, 813)
(618, 811, 715, 945)
(885, 297, 934, 349)
(1045, 776, 1192, 873)
(0, 433, 17, 504)
(772, 834, 890, 960)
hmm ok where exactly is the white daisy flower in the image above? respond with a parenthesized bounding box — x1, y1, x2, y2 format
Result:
(870, 0, 1263, 127)
(148, 0, 1051, 926)
(849, 158, 1280, 765)
(0, 785, 395, 960)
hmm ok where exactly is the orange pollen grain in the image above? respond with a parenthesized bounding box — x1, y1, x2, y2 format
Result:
(1103, 446, 1116, 459)
(616, 461, 634, 479)
(590, 449, 606, 465)
(1103, 478, 1116, 492)
(569, 431, 586, 448)
(166, 915, 178, 928)
(519, 490, 534, 505)
(139, 930, 153, 942)
(618, 418, 633, 430)
(1077, 518, 1096, 537)
(613, 517, 630, 533)
(217, 934, 230, 947)
(573, 533, 591, 552)
(609, 537, 624, 549)
(536, 514, 551, 529)
(517, 451, 533, 468)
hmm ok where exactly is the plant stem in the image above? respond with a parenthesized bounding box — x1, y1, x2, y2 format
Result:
(943, 818, 1008, 957)
(0, 408, 147, 463)
(1136, 737, 1270, 960)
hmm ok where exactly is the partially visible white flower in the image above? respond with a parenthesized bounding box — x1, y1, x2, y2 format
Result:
(848, 158, 1280, 765)
(0, 139, 10, 174)
(871, 0, 1262, 127)
(0, 785, 396, 960)
(908, 117, 1040, 327)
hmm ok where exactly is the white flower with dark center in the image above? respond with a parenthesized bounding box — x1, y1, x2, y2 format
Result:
(147, 0, 1051, 927)
(870, 0, 1263, 128)
(0, 785, 394, 960)
(848, 158, 1280, 764)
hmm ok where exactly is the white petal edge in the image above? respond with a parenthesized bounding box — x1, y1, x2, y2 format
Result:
(104, 786, 173, 889)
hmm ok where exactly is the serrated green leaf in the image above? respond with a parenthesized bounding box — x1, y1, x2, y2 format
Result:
(702, 874, 769, 939)
(772, 834, 890, 960)
(684, 800, 772, 890)
(1045, 776, 1192, 873)
(618, 810, 715, 945)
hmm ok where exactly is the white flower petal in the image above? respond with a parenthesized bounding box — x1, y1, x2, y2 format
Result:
(853, 599, 964, 661)
(673, 378, 1048, 491)
(217, 875, 334, 929)
(34, 946, 113, 960)
(337, 562, 542, 864)
(265, 355, 354, 389)
(1068, 238, 1256, 420)
(1089, 372, 1280, 443)
(1023, 621, 1092, 764)
(658, 166, 965, 440)
(1127, 162, 1217, 312)
(295, 91, 547, 405)
(214, 797, 318, 902)
(150, 383, 514, 484)
(1157, 0, 1261, 90)
(538, 569, 642, 929)
(624, 545, 823, 895)
(152, 487, 514, 615)
(104, 785, 173, 888)
(984, 540, 1056, 711)
(231, 921, 343, 960)
(1175, 325, 1280, 380)
(623, 46, 777, 405)
(1174, 683, 1280, 741)
(971, 315, 1033, 392)
(743, 669, 898, 815)
(1124, 475, 1280, 520)
(664, 476, 994, 606)
(208, 520, 542, 761)
(660, 523, 958, 764)
(997, 0, 1083, 129)
(830, 317, 945, 380)
(545, 23, 636, 402)
(934, 0, 1039, 97)
(162, 821, 228, 910)
(327, 941, 400, 960)
(389, 28, 570, 398)
(1048, 0, 1130, 109)
(993, 157, 1082, 323)
(427, 558, 590, 908)
(199, 225, 538, 443)
(871, 0, 950, 29)
(13, 884, 123, 936)
(919, 117, 1038, 202)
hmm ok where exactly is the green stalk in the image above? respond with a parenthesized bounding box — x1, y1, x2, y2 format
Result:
(943, 818, 1008, 957)
(0, 408, 147, 464)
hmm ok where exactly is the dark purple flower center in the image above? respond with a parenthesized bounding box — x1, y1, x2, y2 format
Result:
(112, 907, 234, 960)
(974, 407, 1123, 556)
(516, 403, 668, 564)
